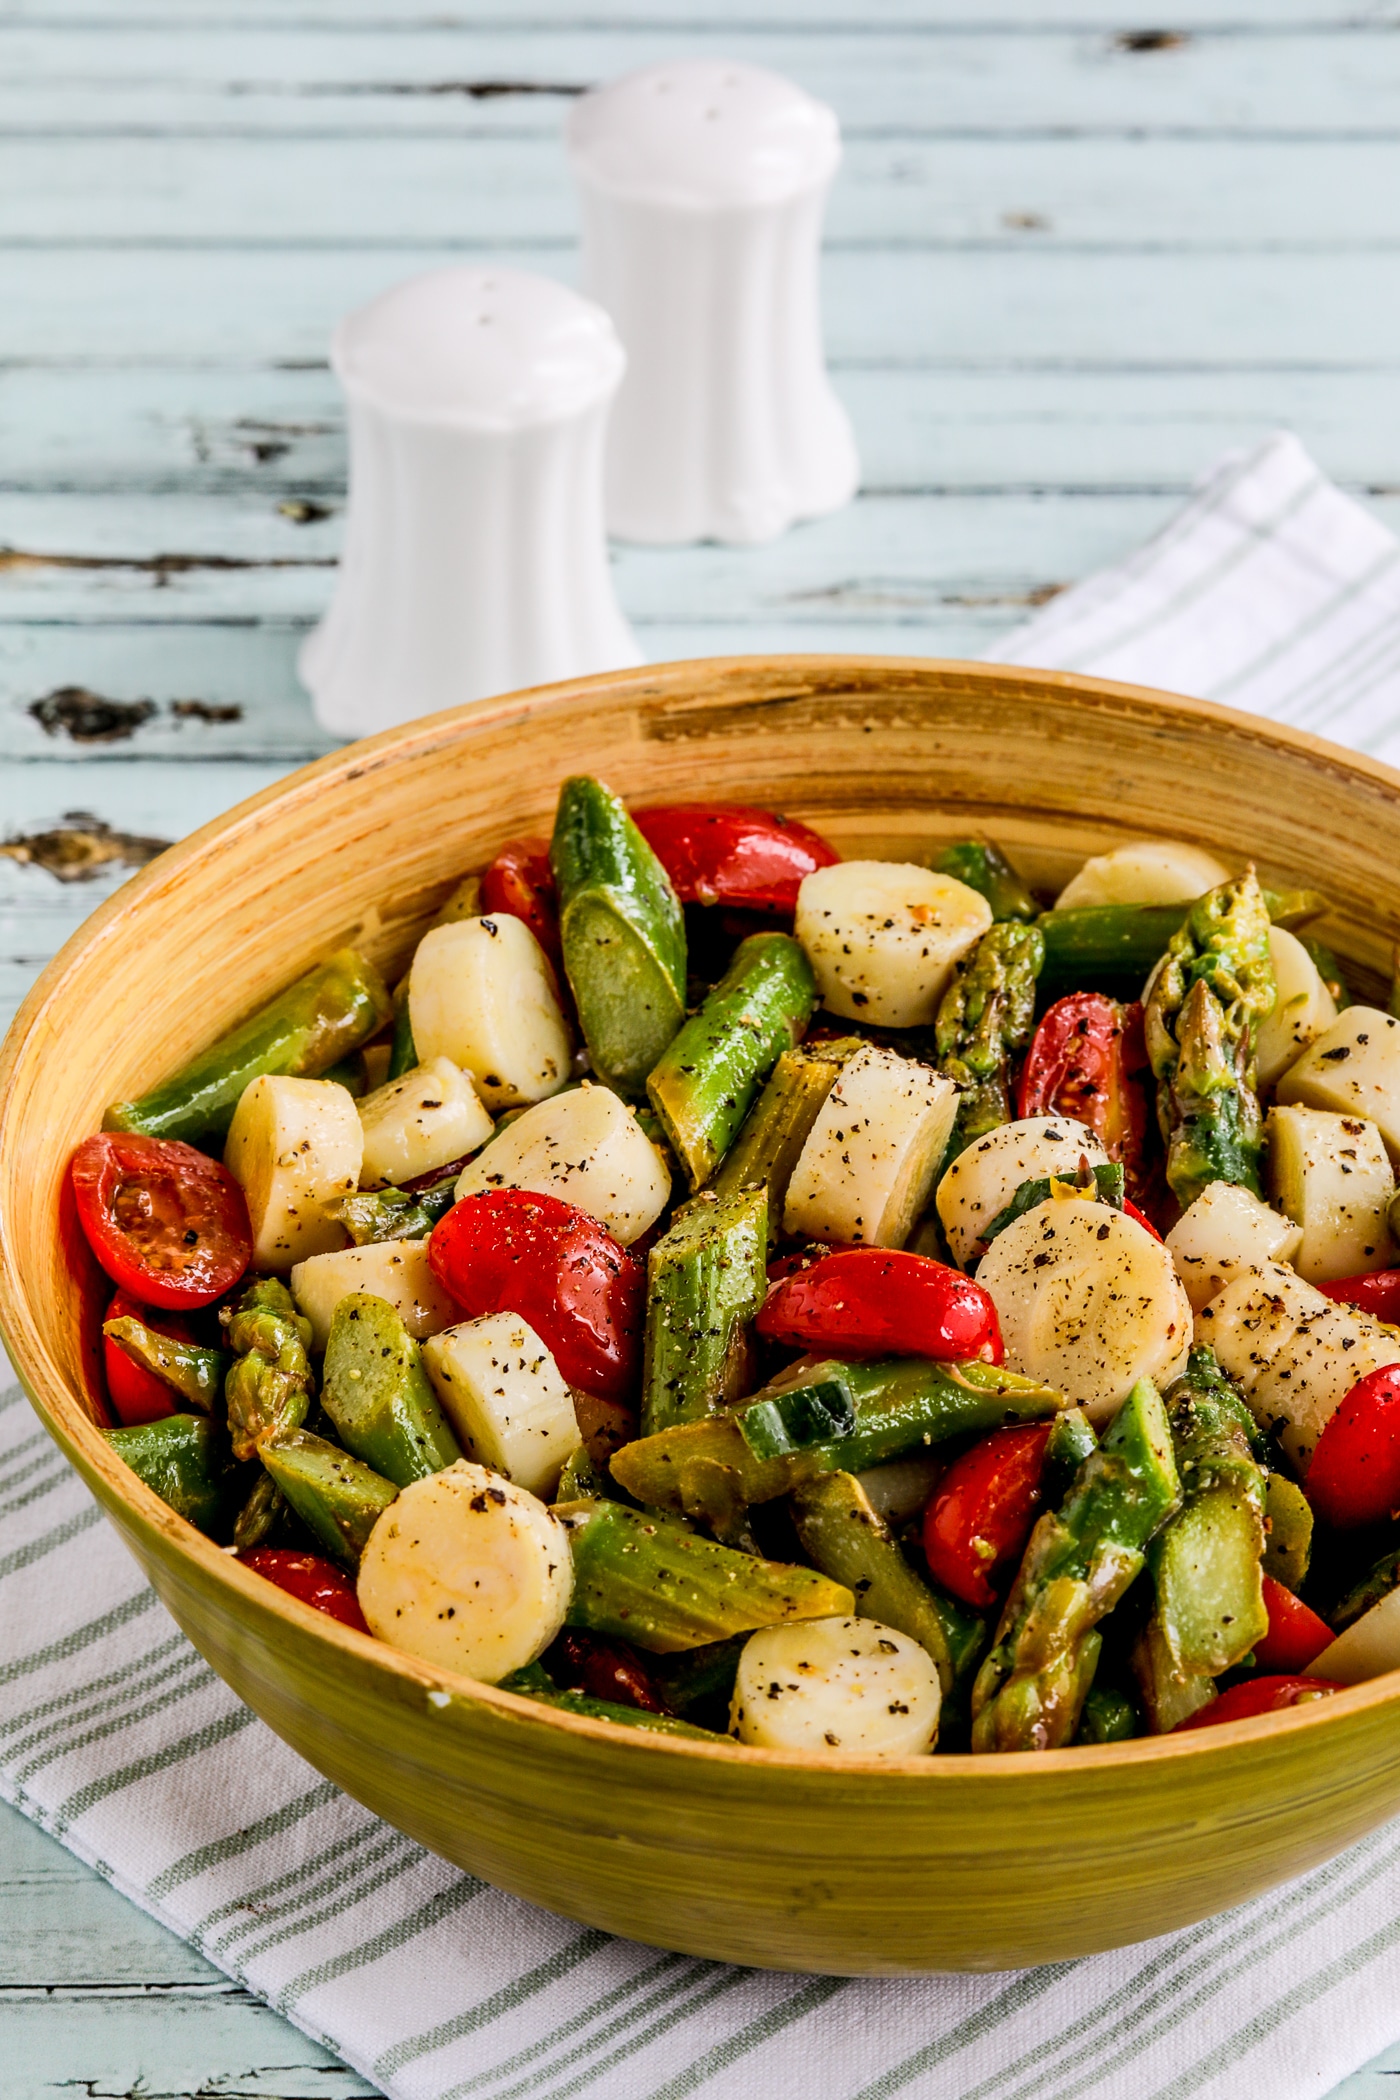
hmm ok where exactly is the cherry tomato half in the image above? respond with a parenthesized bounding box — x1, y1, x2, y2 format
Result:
(1253, 1573, 1333, 1675)
(1303, 1362, 1400, 1530)
(429, 1188, 643, 1403)
(239, 1548, 369, 1633)
(1317, 1268, 1400, 1323)
(102, 1287, 197, 1426)
(71, 1132, 253, 1309)
(480, 836, 563, 972)
(922, 1422, 1055, 1609)
(631, 804, 839, 914)
(548, 1631, 669, 1714)
(1174, 1676, 1337, 1731)
(1018, 993, 1154, 1207)
(757, 1246, 1003, 1365)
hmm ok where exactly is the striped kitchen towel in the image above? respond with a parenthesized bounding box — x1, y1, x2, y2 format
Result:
(991, 429, 1400, 757)
(10, 427, 1400, 2099)
(6, 1378, 1400, 2100)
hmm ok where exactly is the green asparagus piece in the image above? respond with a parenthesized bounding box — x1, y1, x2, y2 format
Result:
(1076, 1685, 1139, 1743)
(555, 1444, 609, 1502)
(1332, 1542, 1400, 1632)
(336, 1172, 460, 1247)
(1131, 1348, 1267, 1732)
(220, 1277, 315, 1464)
(970, 1376, 1181, 1753)
(640, 1186, 768, 1436)
(1302, 936, 1350, 1013)
(1037, 888, 1326, 1002)
(505, 1682, 730, 1741)
(1263, 1472, 1314, 1591)
(647, 934, 816, 1189)
(933, 841, 1036, 922)
(386, 977, 417, 1083)
(258, 1429, 398, 1569)
(1144, 869, 1276, 1208)
(321, 1292, 462, 1487)
(551, 776, 686, 1095)
(232, 1470, 286, 1552)
(105, 1414, 241, 1536)
(982, 1161, 1124, 1247)
(432, 873, 483, 927)
(935, 920, 1044, 1155)
(102, 1316, 227, 1413)
(611, 1358, 1064, 1531)
(791, 1470, 986, 1696)
(710, 1036, 862, 1218)
(557, 1498, 853, 1652)
(104, 948, 392, 1147)
(1044, 1406, 1100, 1481)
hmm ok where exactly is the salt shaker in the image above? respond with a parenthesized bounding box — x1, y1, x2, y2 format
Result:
(299, 266, 641, 739)
(568, 59, 859, 546)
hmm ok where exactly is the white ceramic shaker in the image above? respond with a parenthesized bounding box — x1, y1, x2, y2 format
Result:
(568, 59, 859, 546)
(299, 266, 641, 738)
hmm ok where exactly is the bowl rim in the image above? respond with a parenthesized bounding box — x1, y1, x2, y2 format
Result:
(4, 648, 1399, 1780)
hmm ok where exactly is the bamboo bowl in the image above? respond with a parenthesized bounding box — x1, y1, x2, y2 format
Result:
(6, 655, 1400, 1976)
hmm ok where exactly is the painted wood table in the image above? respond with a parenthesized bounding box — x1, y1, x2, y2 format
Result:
(4, 1, 1400, 2093)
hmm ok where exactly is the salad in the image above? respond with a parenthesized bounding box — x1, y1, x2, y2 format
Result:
(70, 780, 1400, 1757)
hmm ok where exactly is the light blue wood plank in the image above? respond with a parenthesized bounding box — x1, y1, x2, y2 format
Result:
(0, 1798, 380, 2097)
(7, 247, 1400, 369)
(8, 365, 1400, 503)
(4, 134, 1400, 248)
(4, 24, 1400, 138)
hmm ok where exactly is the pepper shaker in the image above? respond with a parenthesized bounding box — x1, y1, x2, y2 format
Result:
(568, 59, 859, 546)
(299, 266, 641, 738)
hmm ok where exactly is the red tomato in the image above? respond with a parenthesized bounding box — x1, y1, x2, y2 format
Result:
(1122, 1197, 1163, 1242)
(102, 1287, 197, 1426)
(548, 1631, 669, 1714)
(756, 1247, 1003, 1365)
(480, 836, 563, 971)
(1253, 1573, 1333, 1675)
(429, 1189, 643, 1403)
(1317, 1269, 1400, 1323)
(1174, 1676, 1337, 1731)
(239, 1548, 369, 1633)
(922, 1422, 1055, 1609)
(1303, 1363, 1400, 1529)
(1018, 994, 1153, 1204)
(631, 804, 839, 914)
(71, 1132, 253, 1309)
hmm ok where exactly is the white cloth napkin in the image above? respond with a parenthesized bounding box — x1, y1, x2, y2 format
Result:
(8, 430, 1400, 2100)
(990, 430, 1400, 758)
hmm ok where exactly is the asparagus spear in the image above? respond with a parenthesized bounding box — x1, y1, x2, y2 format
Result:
(232, 1469, 286, 1552)
(647, 933, 816, 1189)
(1262, 1471, 1313, 1591)
(1037, 888, 1325, 1003)
(220, 1276, 315, 1463)
(1076, 1685, 1138, 1743)
(791, 1470, 986, 1696)
(507, 1682, 729, 1740)
(710, 1036, 862, 1217)
(104, 948, 392, 1147)
(386, 978, 417, 1083)
(933, 841, 1036, 922)
(1130, 1347, 1267, 1733)
(556, 1497, 853, 1652)
(551, 776, 686, 1095)
(935, 920, 1045, 1155)
(321, 1291, 462, 1487)
(102, 1315, 227, 1413)
(1332, 1541, 1400, 1633)
(336, 1171, 460, 1247)
(970, 1375, 1181, 1753)
(1143, 869, 1276, 1209)
(258, 1429, 398, 1569)
(611, 1357, 1064, 1531)
(640, 1186, 768, 1436)
(105, 1414, 241, 1536)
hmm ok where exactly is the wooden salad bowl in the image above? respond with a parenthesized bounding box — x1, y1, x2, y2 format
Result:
(5, 655, 1400, 1975)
